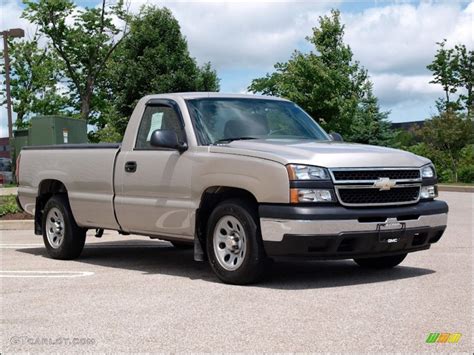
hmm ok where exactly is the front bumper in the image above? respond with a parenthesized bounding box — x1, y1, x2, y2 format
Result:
(259, 200, 448, 258)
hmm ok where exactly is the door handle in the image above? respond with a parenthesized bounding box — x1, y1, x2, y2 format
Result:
(125, 161, 137, 173)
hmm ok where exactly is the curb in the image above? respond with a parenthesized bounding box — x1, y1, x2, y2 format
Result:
(0, 220, 34, 230)
(438, 185, 474, 193)
(0, 187, 18, 196)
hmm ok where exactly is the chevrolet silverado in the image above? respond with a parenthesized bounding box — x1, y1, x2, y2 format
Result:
(17, 93, 448, 284)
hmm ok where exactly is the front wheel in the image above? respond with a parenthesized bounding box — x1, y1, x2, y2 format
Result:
(354, 253, 407, 269)
(42, 195, 86, 260)
(206, 199, 268, 285)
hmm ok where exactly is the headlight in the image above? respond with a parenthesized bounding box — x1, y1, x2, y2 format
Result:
(420, 185, 438, 199)
(290, 188, 336, 203)
(287, 164, 329, 180)
(421, 165, 435, 178)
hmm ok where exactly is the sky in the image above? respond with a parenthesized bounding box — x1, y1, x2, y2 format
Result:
(0, 0, 473, 137)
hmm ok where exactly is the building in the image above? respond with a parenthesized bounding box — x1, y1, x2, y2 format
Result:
(0, 137, 10, 159)
(391, 121, 426, 131)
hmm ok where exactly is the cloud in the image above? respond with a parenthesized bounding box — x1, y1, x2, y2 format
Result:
(372, 73, 441, 106)
(1, 0, 472, 127)
(341, 2, 472, 118)
(344, 2, 473, 75)
(128, 0, 337, 69)
(0, 0, 38, 41)
(145, 0, 471, 120)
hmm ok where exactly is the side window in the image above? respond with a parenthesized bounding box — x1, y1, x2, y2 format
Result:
(135, 104, 185, 149)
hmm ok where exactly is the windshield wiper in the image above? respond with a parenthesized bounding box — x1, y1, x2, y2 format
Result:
(212, 137, 259, 144)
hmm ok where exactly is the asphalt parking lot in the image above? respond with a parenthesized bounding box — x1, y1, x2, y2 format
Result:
(1, 191, 472, 353)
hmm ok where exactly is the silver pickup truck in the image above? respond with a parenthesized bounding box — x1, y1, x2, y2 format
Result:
(17, 93, 448, 284)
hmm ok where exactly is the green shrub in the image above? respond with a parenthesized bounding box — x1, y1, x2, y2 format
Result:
(458, 165, 474, 183)
(0, 195, 20, 217)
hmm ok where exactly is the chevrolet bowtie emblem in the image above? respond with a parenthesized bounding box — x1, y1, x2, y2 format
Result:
(373, 177, 397, 191)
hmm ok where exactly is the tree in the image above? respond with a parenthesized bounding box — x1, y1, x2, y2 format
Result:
(347, 82, 392, 145)
(22, 0, 129, 122)
(249, 9, 391, 143)
(427, 41, 474, 116)
(454, 44, 474, 117)
(102, 6, 219, 137)
(0, 33, 66, 129)
(414, 111, 474, 182)
(427, 40, 459, 111)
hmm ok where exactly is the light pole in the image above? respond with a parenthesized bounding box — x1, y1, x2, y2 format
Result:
(1, 28, 24, 158)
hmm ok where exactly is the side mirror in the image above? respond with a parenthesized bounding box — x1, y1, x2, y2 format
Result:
(150, 129, 188, 152)
(329, 132, 344, 142)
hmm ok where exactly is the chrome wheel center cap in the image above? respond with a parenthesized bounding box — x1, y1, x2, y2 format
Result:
(225, 234, 240, 252)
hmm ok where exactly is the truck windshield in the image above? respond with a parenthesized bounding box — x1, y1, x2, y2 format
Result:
(186, 98, 330, 145)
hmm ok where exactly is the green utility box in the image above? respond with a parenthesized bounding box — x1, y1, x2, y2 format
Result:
(13, 116, 88, 160)
(13, 129, 29, 156)
(29, 116, 88, 146)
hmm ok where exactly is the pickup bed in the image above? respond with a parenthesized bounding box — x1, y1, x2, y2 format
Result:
(17, 93, 448, 284)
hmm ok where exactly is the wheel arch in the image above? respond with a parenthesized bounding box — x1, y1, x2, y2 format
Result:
(194, 186, 259, 260)
(34, 179, 69, 235)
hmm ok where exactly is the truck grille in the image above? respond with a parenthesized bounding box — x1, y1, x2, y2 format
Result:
(336, 186, 420, 206)
(330, 168, 422, 207)
(332, 169, 420, 182)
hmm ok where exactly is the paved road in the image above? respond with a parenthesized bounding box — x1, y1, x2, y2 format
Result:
(1, 192, 472, 353)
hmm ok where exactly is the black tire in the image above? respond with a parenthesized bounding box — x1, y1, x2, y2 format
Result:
(206, 198, 268, 285)
(42, 195, 86, 260)
(354, 253, 407, 269)
(170, 241, 193, 249)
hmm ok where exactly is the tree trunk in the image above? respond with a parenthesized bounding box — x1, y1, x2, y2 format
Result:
(80, 77, 95, 121)
(444, 85, 450, 105)
(15, 112, 25, 129)
(467, 84, 472, 118)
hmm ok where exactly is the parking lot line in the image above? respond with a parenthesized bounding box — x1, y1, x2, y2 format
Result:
(0, 243, 168, 249)
(1, 270, 94, 278)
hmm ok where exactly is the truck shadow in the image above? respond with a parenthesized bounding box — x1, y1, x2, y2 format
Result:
(19, 239, 435, 290)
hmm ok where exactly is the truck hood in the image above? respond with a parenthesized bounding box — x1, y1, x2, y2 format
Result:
(209, 139, 430, 168)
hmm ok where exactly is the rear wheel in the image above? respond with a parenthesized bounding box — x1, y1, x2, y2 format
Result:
(354, 253, 407, 269)
(206, 199, 267, 284)
(42, 195, 86, 260)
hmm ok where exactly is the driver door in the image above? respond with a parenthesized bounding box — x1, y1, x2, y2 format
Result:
(114, 101, 194, 237)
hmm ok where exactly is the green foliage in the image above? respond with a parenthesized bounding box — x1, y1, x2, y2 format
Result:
(22, 0, 129, 121)
(391, 38, 474, 183)
(457, 144, 474, 183)
(399, 112, 474, 183)
(427, 40, 459, 112)
(0, 195, 20, 217)
(10, 3, 219, 141)
(419, 111, 473, 182)
(89, 105, 123, 142)
(103, 6, 219, 137)
(455, 44, 474, 117)
(248, 9, 391, 145)
(346, 82, 392, 145)
(390, 128, 418, 149)
(0, 34, 67, 128)
(427, 40, 474, 116)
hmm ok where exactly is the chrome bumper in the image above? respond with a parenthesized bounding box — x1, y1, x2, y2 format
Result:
(260, 213, 448, 242)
